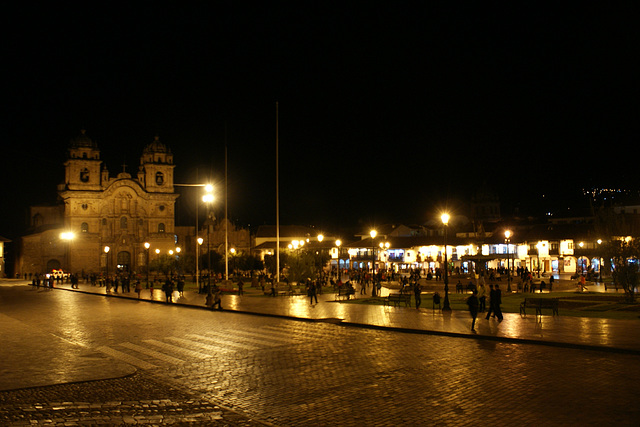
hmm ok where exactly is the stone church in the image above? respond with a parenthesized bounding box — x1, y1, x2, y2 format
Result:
(17, 130, 179, 276)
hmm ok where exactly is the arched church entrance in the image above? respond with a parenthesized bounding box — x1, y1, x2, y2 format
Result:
(117, 251, 131, 272)
(46, 259, 61, 272)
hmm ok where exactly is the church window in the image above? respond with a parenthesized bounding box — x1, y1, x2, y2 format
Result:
(81, 222, 89, 233)
(80, 168, 90, 182)
(32, 213, 43, 227)
(155, 172, 164, 185)
(158, 223, 165, 233)
(101, 218, 107, 226)
(120, 217, 128, 229)
(158, 205, 165, 212)
(81, 203, 88, 210)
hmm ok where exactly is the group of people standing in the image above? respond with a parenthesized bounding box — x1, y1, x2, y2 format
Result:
(466, 283, 503, 331)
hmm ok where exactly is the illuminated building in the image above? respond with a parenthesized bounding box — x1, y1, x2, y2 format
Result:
(17, 131, 177, 275)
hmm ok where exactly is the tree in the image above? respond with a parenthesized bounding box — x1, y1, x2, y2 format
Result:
(149, 254, 176, 277)
(603, 238, 639, 303)
(286, 250, 324, 283)
(264, 252, 286, 278)
(234, 253, 263, 273)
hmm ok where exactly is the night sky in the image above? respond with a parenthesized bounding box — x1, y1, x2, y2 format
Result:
(2, 3, 638, 241)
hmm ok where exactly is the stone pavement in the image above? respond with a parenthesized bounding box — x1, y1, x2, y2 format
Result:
(9, 278, 640, 355)
(2, 279, 640, 426)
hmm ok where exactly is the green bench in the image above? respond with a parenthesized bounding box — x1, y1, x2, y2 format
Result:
(519, 297, 559, 316)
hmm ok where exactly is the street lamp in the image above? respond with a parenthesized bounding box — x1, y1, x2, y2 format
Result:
(370, 229, 377, 296)
(197, 237, 204, 292)
(60, 232, 75, 275)
(230, 247, 236, 277)
(335, 239, 342, 278)
(144, 242, 150, 288)
(379, 241, 390, 271)
(505, 230, 512, 293)
(441, 213, 451, 311)
(202, 189, 215, 290)
(104, 246, 110, 279)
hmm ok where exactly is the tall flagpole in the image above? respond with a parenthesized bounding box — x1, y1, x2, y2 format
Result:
(276, 102, 280, 283)
(224, 123, 229, 281)
(195, 168, 200, 293)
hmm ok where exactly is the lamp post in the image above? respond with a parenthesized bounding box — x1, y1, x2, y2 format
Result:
(441, 213, 451, 311)
(173, 182, 214, 291)
(104, 246, 110, 279)
(202, 190, 215, 290)
(60, 232, 75, 275)
(144, 242, 150, 288)
(197, 237, 204, 293)
(380, 241, 390, 272)
(335, 239, 342, 278)
(505, 230, 512, 293)
(229, 247, 236, 277)
(370, 229, 377, 296)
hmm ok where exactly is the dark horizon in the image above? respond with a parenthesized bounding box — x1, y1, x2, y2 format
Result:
(2, 3, 637, 240)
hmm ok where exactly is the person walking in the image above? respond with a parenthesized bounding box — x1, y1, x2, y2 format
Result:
(467, 289, 479, 331)
(212, 284, 223, 310)
(414, 282, 422, 309)
(477, 282, 486, 312)
(492, 285, 504, 321)
(485, 284, 494, 319)
(135, 280, 142, 299)
(307, 279, 318, 304)
(205, 290, 214, 308)
(177, 277, 185, 297)
(163, 278, 174, 303)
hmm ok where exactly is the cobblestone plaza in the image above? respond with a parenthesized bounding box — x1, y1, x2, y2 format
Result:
(1, 280, 639, 426)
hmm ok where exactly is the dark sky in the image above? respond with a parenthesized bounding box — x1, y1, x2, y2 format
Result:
(2, 3, 638, 240)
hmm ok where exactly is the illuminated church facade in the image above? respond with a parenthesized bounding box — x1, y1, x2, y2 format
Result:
(17, 131, 179, 276)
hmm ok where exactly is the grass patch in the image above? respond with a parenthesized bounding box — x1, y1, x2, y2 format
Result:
(340, 291, 640, 320)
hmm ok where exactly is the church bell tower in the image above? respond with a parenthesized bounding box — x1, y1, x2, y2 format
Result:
(139, 136, 175, 193)
(64, 130, 103, 191)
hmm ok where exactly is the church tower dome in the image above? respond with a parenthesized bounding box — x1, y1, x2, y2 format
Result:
(139, 136, 175, 192)
(69, 129, 99, 151)
(63, 130, 103, 190)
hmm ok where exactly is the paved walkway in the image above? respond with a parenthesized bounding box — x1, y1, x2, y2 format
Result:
(5, 279, 639, 355)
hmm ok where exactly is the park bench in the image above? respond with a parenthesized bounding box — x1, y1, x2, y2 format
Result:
(289, 286, 306, 296)
(456, 282, 477, 293)
(519, 297, 559, 316)
(264, 285, 293, 296)
(335, 286, 355, 301)
(384, 293, 412, 307)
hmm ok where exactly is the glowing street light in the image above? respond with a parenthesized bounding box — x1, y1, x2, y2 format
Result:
(202, 186, 215, 290)
(441, 214, 451, 311)
(60, 232, 75, 274)
(144, 242, 150, 288)
(505, 230, 512, 293)
(197, 237, 204, 292)
(370, 229, 377, 296)
(335, 239, 342, 277)
(104, 246, 110, 278)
